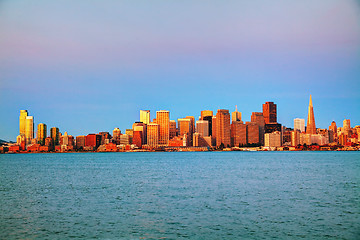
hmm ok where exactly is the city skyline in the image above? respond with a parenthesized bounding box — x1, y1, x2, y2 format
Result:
(1, 96, 359, 142)
(1, 1, 360, 141)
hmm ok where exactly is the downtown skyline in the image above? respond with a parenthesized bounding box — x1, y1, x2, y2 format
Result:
(1, 1, 360, 141)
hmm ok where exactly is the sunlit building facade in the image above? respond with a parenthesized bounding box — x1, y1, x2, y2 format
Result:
(156, 110, 170, 146)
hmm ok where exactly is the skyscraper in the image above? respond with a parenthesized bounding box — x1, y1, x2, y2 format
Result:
(140, 110, 150, 124)
(231, 121, 246, 147)
(232, 105, 242, 122)
(169, 120, 177, 139)
(196, 120, 209, 137)
(25, 116, 34, 145)
(201, 110, 213, 136)
(147, 123, 159, 147)
(263, 102, 277, 124)
(50, 127, 60, 146)
(306, 95, 316, 134)
(294, 118, 305, 132)
(185, 116, 195, 134)
(156, 110, 170, 146)
(251, 112, 265, 145)
(178, 118, 192, 136)
(215, 109, 231, 147)
(37, 123, 47, 145)
(19, 110, 28, 135)
(201, 110, 213, 120)
(343, 119, 351, 136)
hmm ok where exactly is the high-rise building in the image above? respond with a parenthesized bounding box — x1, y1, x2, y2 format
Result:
(133, 130, 143, 148)
(246, 122, 260, 144)
(215, 109, 231, 147)
(329, 121, 337, 142)
(85, 134, 101, 149)
(306, 95, 316, 134)
(251, 112, 265, 145)
(264, 131, 282, 148)
(50, 127, 60, 146)
(343, 119, 351, 136)
(185, 116, 195, 134)
(76, 135, 86, 149)
(156, 110, 170, 146)
(231, 121, 247, 147)
(294, 118, 305, 133)
(147, 123, 159, 147)
(196, 120, 209, 137)
(232, 105, 242, 123)
(19, 110, 28, 136)
(178, 118, 192, 136)
(201, 110, 213, 120)
(140, 110, 150, 124)
(37, 123, 47, 145)
(212, 116, 217, 139)
(291, 130, 300, 146)
(169, 120, 177, 139)
(263, 102, 277, 124)
(25, 116, 34, 145)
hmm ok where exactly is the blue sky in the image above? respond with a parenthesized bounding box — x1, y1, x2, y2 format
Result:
(1, 0, 360, 141)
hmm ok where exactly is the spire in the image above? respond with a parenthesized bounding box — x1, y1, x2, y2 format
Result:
(306, 95, 316, 134)
(235, 105, 238, 112)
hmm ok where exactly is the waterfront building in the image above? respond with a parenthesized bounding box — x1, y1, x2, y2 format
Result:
(201, 110, 213, 136)
(112, 128, 121, 144)
(329, 121, 337, 143)
(178, 118, 192, 136)
(169, 120, 177, 139)
(231, 121, 247, 147)
(50, 127, 60, 146)
(156, 110, 170, 146)
(306, 95, 316, 134)
(291, 130, 300, 146)
(215, 109, 231, 147)
(133, 130, 143, 148)
(37, 123, 47, 145)
(251, 112, 265, 145)
(133, 122, 146, 144)
(246, 122, 260, 145)
(19, 110, 28, 136)
(140, 110, 150, 124)
(263, 102, 277, 124)
(125, 129, 134, 144)
(193, 133, 211, 147)
(196, 120, 209, 137)
(99, 132, 111, 145)
(147, 123, 159, 147)
(25, 116, 34, 145)
(85, 134, 101, 149)
(185, 116, 195, 134)
(212, 116, 217, 140)
(76, 135, 86, 149)
(264, 131, 282, 148)
(60, 132, 74, 151)
(294, 118, 305, 133)
(119, 134, 130, 145)
(232, 106, 242, 123)
(343, 119, 351, 136)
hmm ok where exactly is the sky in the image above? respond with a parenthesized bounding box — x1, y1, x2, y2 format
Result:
(0, 0, 360, 141)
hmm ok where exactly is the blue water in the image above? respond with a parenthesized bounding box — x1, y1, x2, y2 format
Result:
(0, 152, 359, 239)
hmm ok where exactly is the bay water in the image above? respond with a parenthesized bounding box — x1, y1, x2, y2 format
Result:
(0, 152, 359, 239)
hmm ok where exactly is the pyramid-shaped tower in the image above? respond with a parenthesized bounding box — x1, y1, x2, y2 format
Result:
(306, 95, 316, 134)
